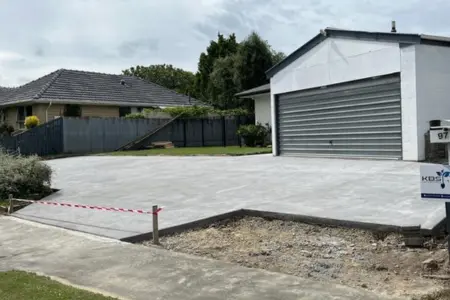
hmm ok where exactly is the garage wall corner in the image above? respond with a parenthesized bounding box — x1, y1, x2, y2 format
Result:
(400, 45, 419, 161)
(270, 93, 277, 156)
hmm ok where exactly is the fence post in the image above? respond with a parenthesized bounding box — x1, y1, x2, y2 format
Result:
(152, 205, 160, 245)
(8, 194, 13, 214)
(183, 119, 187, 147)
(222, 116, 226, 147)
(201, 119, 205, 147)
(237, 116, 242, 148)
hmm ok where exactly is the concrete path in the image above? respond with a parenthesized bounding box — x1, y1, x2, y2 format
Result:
(14, 155, 443, 240)
(0, 217, 395, 300)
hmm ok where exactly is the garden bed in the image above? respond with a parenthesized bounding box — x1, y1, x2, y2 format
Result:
(145, 217, 450, 299)
(0, 189, 58, 214)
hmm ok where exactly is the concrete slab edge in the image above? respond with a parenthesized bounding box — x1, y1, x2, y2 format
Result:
(429, 218, 446, 236)
(121, 209, 247, 243)
(242, 209, 405, 232)
(122, 208, 429, 244)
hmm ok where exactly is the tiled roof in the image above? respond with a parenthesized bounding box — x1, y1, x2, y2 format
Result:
(0, 69, 202, 107)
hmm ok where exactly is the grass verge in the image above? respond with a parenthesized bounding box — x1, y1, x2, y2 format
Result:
(100, 146, 272, 156)
(0, 271, 117, 300)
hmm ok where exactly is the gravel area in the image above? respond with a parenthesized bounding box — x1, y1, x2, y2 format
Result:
(145, 217, 450, 299)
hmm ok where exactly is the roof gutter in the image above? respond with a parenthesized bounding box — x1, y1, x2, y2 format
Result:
(235, 90, 270, 98)
(0, 99, 200, 108)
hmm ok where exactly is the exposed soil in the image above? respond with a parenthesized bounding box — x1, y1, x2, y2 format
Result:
(145, 217, 450, 299)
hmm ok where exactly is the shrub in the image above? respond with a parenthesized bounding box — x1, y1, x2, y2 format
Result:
(0, 151, 52, 200)
(160, 106, 211, 118)
(236, 123, 271, 147)
(124, 112, 146, 119)
(0, 123, 14, 136)
(144, 106, 251, 118)
(24, 116, 40, 129)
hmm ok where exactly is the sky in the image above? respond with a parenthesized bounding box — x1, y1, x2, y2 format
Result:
(0, 0, 449, 87)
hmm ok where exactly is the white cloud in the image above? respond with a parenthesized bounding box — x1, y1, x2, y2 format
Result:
(0, 0, 448, 86)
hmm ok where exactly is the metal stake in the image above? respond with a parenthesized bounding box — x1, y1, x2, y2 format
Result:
(7, 194, 13, 214)
(152, 205, 160, 245)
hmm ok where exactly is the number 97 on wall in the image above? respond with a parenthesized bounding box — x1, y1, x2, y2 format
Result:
(430, 128, 450, 143)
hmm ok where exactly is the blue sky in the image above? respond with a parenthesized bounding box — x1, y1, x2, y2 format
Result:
(0, 0, 449, 86)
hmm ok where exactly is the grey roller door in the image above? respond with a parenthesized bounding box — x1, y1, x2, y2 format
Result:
(276, 74, 402, 159)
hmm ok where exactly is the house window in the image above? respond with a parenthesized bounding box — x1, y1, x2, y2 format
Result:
(17, 105, 32, 121)
(119, 107, 132, 117)
(63, 104, 81, 117)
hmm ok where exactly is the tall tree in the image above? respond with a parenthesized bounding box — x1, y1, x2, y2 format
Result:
(200, 31, 285, 109)
(233, 31, 285, 92)
(123, 64, 196, 97)
(194, 33, 239, 104)
(209, 56, 239, 109)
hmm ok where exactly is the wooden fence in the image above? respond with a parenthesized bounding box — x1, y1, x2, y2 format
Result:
(0, 118, 64, 156)
(0, 116, 254, 156)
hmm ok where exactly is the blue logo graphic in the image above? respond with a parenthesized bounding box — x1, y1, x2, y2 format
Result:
(437, 169, 450, 188)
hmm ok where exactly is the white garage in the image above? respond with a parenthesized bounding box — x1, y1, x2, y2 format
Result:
(265, 27, 450, 161)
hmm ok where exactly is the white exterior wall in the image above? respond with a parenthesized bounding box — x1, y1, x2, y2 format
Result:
(270, 37, 422, 160)
(252, 93, 271, 126)
(270, 38, 401, 95)
(414, 44, 450, 161)
(399, 45, 418, 160)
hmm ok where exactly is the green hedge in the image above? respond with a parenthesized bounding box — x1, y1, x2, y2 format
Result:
(0, 151, 52, 200)
(124, 106, 251, 119)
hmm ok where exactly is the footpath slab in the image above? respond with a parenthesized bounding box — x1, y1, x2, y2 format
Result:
(0, 217, 394, 300)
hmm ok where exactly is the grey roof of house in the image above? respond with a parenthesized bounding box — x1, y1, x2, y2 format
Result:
(0, 69, 202, 107)
(266, 27, 450, 78)
(235, 83, 270, 98)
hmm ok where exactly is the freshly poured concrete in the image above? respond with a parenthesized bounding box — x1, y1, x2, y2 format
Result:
(14, 155, 443, 240)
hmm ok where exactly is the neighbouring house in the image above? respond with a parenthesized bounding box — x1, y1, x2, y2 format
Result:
(0, 69, 201, 130)
(235, 83, 271, 126)
(238, 26, 450, 161)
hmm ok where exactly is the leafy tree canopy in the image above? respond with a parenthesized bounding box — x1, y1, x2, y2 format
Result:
(195, 31, 285, 109)
(123, 64, 196, 97)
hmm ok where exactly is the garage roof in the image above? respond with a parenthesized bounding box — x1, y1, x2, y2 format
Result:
(266, 27, 450, 79)
(235, 83, 270, 98)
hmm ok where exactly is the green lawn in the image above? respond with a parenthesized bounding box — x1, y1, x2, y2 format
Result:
(0, 271, 117, 300)
(100, 146, 272, 156)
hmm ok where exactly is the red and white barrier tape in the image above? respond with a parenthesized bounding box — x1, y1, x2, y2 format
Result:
(12, 199, 162, 215)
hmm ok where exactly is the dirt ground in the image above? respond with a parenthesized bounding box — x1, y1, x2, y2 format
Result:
(145, 217, 450, 299)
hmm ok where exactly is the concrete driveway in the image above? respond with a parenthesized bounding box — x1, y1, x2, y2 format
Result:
(14, 155, 443, 240)
(0, 217, 396, 300)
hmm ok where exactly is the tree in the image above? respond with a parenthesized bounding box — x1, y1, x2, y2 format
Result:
(123, 64, 196, 97)
(194, 33, 239, 104)
(209, 56, 239, 109)
(233, 31, 285, 92)
(199, 31, 285, 110)
(271, 50, 286, 65)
